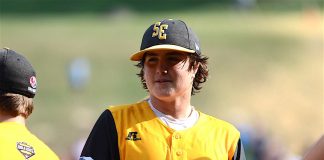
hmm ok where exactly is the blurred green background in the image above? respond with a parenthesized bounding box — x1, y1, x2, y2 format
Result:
(1, 0, 323, 159)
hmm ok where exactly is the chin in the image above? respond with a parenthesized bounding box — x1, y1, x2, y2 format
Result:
(151, 88, 175, 99)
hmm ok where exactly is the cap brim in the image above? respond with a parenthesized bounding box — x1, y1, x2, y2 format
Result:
(130, 44, 195, 61)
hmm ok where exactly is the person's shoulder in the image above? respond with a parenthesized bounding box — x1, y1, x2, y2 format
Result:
(199, 112, 239, 133)
(0, 122, 26, 137)
(31, 138, 60, 160)
(0, 123, 59, 160)
(107, 100, 149, 113)
(19, 131, 58, 158)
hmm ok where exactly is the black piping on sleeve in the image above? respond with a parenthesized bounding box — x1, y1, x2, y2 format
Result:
(232, 138, 246, 160)
(80, 110, 120, 160)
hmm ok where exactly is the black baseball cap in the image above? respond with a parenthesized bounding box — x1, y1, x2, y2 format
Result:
(130, 19, 201, 61)
(0, 48, 37, 98)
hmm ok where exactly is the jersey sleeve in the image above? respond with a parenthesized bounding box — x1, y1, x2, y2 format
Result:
(232, 138, 246, 160)
(80, 109, 120, 160)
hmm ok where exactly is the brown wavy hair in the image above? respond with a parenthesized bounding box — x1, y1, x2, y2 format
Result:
(0, 93, 33, 118)
(135, 53, 209, 95)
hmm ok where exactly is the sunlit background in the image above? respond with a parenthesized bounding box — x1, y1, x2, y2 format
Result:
(1, 0, 323, 159)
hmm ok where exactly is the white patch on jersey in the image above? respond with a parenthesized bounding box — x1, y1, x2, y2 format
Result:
(16, 142, 35, 159)
(80, 156, 94, 160)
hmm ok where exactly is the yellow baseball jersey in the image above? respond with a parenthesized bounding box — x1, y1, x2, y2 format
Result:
(0, 122, 59, 160)
(81, 101, 245, 160)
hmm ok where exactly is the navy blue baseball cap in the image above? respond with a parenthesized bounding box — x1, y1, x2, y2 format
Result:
(130, 19, 201, 61)
(0, 48, 37, 98)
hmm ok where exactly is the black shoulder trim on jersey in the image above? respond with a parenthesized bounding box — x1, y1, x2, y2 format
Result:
(232, 138, 246, 160)
(80, 109, 120, 160)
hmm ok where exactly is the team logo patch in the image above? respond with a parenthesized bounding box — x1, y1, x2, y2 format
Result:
(125, 131, 141, 141)
(16, 142, 35, 159)
(152, 22, 168, 40)
(29, 76, 37, 89)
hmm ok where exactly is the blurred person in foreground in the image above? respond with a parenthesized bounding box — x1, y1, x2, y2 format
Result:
(0, 48, 59, 160)
(303, 135, 324, 160)
(80, 19, 246, 160)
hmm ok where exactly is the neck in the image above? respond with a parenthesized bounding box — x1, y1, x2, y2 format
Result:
(150, 95, 192, 119)
(0, 114, 26, 125)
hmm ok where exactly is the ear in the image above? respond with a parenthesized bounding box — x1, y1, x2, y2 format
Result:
(192, 62, 200, 75)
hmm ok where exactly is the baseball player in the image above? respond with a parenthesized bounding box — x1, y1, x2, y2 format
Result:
(80, 19, 246, 160)
(0, 48, 59, 160)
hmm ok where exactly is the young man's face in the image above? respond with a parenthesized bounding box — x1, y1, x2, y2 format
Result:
(143, 50, 198, 101)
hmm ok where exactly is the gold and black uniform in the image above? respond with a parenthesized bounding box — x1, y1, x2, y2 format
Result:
(81, 101, 245, 160)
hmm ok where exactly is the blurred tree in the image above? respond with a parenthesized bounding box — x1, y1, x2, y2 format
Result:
(1, 0, 322, 14)
(0, 0, 228, 14)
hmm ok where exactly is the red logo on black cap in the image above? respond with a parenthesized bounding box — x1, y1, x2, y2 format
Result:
(30, 76, 37, 89)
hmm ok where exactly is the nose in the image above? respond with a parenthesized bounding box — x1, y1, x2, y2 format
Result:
(157, 61, 168, 75)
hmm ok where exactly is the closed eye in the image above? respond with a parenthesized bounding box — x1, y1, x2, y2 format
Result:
(167, 55, 187, 65)
(146, 57, 158, 63)
(167, 56, 181, 62)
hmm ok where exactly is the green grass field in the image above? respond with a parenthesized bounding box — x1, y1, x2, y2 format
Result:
(1, 8, 323, 158)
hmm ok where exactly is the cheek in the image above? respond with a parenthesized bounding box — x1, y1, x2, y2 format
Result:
(143, 70, 148, 81)
(143, 69, 152, 83)
(175, 69, 193, 84)
(182, 73, 194, 84)
(179, 63, 194, 77)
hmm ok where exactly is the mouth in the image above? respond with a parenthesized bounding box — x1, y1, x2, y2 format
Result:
(155, 79, 172, 83)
